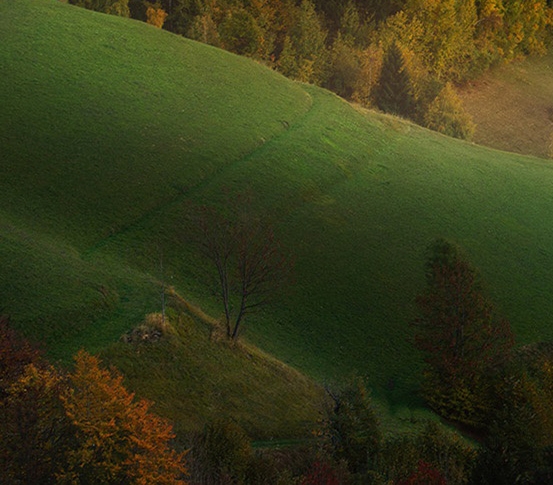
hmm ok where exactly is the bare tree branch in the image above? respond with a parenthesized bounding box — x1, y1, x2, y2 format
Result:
(190, 198, 292, 340)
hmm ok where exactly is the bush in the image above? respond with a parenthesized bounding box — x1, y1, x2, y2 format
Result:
(324, 378, 381, 477)
(189, 419, 253, 484)
(423, 83, 475, 140)
(379, 422, 475, 485)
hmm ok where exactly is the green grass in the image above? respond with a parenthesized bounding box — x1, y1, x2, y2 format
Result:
(3, 0, 553, 436)
(100, 307, 325, 440)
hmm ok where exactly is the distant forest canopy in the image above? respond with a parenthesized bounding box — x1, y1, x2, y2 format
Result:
(69, 0, 553, 138)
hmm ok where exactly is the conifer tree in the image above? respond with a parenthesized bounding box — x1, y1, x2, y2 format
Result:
(374, 42, 415, 118)
(276, 0, 328, 84)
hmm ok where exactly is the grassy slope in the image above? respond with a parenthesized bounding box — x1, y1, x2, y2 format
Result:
(458, 52, 553, 159)
(3, 0, 553, 433)
(0, 0, 322, 439)
(101, 305, 325, 440)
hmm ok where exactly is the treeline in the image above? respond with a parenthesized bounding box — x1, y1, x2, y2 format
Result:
(69, 0, 552, 139)
(0, 314, 476, 484)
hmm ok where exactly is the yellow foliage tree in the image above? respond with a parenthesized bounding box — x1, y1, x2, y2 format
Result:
(424, 83, 475, 140)
(146, 2, 168, 29)
(59, 350, 187, 484)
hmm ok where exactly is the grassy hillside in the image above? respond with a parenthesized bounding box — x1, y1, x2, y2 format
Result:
(3, 0, 553, 434)
(458, 52, 553, 159)
(100, 305, 325, 440)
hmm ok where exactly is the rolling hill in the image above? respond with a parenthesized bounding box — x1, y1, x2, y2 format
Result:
(3, 0, 553, 434)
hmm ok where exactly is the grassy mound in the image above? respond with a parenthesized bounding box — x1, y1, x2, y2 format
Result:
(3, 0, 553, 433)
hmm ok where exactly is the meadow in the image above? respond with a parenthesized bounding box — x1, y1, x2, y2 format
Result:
(3, 0, 553, 436)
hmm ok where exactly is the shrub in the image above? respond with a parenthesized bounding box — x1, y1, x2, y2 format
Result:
(379, 422, 475, 485)
(189, 420, 252, 484)
(324, 378, 381, 477)
(423, 83, 475, 140)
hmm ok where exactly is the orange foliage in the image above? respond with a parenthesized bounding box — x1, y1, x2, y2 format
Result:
(60, 350, 187, 484)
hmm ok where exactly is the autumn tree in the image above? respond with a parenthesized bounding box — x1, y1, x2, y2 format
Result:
(0, 327, 187, 485)
(146, 1, 168, 28)
(378, 421, 475, 484)
(424, 82, 476, 140)
(474, 0, 505, 66)
(277, 0, 329, 84)
(70, 0, 130, 17)
(411, 239, 514, 427)
(192, 201, 292, 340)
(474, 349, 553, 484)
(301, 461, 340, 485)
(397, 461, 447, 485)
(163, 0, 203, 36)
(0, 322, 72, 484)
(325, 34, 362, 99)
(0, 315, 42, 399)
(500, 0, 552, 58)
(58, 349, 187, 484)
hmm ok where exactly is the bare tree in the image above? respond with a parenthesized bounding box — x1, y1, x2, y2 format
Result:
(193, 203, 291, 340)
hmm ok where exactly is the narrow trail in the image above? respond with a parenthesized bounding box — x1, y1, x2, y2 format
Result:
(82, 89, 317, 258)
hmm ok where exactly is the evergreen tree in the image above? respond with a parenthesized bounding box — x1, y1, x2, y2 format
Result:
(374, 42, 415, 118)
(277, 0, 328, 84)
